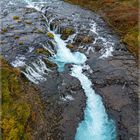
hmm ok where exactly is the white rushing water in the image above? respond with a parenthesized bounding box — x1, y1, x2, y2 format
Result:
(48, 22, 116, 140)
(50, 33, 87, 72)
(52, 32, 116, 140)
(91, 23, 114, 58)
(22, 58, 50, 84)
(71, 65, 116, 140)
(22, 0, 116, 139)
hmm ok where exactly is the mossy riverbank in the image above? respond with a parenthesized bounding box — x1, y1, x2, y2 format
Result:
(65, 0, 139, 58)
(1, 58, 47, 140)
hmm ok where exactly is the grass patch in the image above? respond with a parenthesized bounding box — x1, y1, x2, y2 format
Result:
(1, 58, 47, 140)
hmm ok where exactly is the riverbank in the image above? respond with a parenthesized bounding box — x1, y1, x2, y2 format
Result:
(65, 0, 139, 58)
(1, 58, 48, 139)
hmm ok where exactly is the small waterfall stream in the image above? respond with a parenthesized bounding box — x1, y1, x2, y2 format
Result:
(11, 0, 117, 139)
(49, 23, 116, 140)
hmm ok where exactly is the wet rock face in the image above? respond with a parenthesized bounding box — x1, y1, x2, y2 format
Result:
(74, 34, 93, 44)
(1, 0, 138, 140)
(40, 71, 86, 140)
(87, 50, 138, 140)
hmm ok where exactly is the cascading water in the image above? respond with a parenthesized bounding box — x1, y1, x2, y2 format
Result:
(48, 27, 116, 140)
(50, 32, 87, 72)
(71, 65, 116, 140)
(17, 0, 117, 139)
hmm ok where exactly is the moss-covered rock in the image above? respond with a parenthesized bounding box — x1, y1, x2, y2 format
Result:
(1, 59, 30, 140)
(13, 16, 20, 20)
(123, 25, 139, 57)
(47, 32, 54, 39)
(36, 48, 52, 57)
(34, 28, 46, 34)
(18, 41, 24, 45)
(14, 36, 20, 39)
(1, 27, 8, 33)
(83, 36, 93, 43)
(66, 44, 74, 50)
(74, 34, 93, 44)
(61, 27, 75, 40)
(44, 58, 57, 68)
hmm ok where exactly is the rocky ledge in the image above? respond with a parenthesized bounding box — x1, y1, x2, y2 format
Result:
(1, 0, 138, 140)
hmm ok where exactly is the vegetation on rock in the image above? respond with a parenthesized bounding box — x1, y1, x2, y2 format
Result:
(74, 34, 93, 44)
(14, 36, 20, 39)
(13, 16, 20, 20)
(18, 41, 24, 45)
(47, 32, 54, 39)
(66, 44, 74, 50)
(1, 27, 8, 33)
(61, 27, 75, 40)
(36, 48, 52, 57)
(44, 58, 57, 68)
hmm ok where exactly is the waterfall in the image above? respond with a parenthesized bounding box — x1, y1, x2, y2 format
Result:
(71, 65, 116, 140)
(17, 0, 116, 139)
(48, 30, 116, 140)
(50, 30, 116, 139)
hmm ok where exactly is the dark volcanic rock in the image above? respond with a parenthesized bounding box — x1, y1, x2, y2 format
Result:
(40, 71, 86, 140)
(1, 0, 138, 140)
(87, 48, 138, 140)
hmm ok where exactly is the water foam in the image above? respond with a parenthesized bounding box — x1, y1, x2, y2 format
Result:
(71, 65, 116, 140)
(91, 23, 114, 58)
(50, 32, 87, 72)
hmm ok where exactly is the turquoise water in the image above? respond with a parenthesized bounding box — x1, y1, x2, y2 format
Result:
(71, 65, 116, 140)
(24, 0, 117, 139)
(51, 31, 116, 140)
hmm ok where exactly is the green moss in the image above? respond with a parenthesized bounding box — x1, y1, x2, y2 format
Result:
(66, 44, 74, 49)
(13, 16, 20, 20)
(36, 48, 52, 56)
(34, 29, 46, 34)
(123, 25, 139, 57)
(18, 41, 24, 45)
(61, 27, 74, 40)
(1, 59, 30, 140)
(14, 36, 20, 39)
(1, 27, 8, 33)
(63, 28, 74, 35)
(47, 32, 54, 39)
(44, 59, 57, 68)
(1, 58, 48, 139)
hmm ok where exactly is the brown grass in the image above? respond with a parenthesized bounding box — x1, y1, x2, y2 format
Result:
(65, 0, 139, 58)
